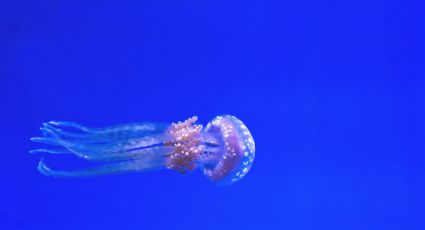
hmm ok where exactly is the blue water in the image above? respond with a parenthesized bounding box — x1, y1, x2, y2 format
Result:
(1, 1, 424, 229)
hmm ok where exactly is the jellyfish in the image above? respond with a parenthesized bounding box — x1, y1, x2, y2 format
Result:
(30, 115, 255, 185)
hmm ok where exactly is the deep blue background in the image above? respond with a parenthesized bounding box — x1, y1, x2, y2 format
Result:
(1, 1, 424, 229)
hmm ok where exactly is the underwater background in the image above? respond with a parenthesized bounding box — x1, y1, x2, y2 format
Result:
(1, 0, 424, 229)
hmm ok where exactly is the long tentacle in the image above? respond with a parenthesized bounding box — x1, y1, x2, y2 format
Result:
(38, 158, 166, 177)
(32, 145, 173, 162)
(29, 148, 71, 154)
(31, 121, 176, 176)
(46, 121, 168, 134)
(41, 122, 168, 144)
(32, 128, 173, 161)
(31, 136, 62, 146)
(31, 119, 175, 162)
(35, 127, 169, 153)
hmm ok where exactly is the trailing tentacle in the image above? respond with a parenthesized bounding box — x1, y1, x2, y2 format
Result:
(46, 121, 168, 134)
(38, 158, 166, 177)
(39, 127, 169, 151)
(41, 122, 168, 144)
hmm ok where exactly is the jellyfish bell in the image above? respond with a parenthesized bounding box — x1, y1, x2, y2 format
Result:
(31, 115, 255, 186)
(202, 115, 255, 185)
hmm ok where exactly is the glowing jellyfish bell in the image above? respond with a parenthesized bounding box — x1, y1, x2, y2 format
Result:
(31, 115, 255, 185)
(202, 116, 255, 185)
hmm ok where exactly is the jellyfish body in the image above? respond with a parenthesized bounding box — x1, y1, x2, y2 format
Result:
(31, 115, 255, 185)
